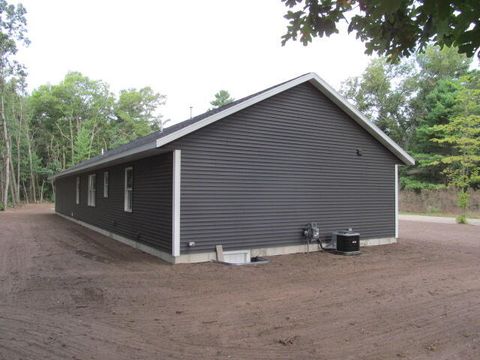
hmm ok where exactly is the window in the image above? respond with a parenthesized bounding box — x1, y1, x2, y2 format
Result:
(103, 171, 109, 198)
(88, 174, 96, 207)
(76, 177, 80, 205)
(124, 167, 133, 212)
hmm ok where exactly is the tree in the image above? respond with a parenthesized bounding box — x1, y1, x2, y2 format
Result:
(430, 74, 480, 223)
(340, 57, 417, 147)
(29, 72, 115, 169)
(340, 45, 476, 191)
(281, 0, 480, 61)
(28, 72, 167, 184)
(0, 0, 29, 209)
(112, 87, 166, 146)
(210, 90, 234, 109)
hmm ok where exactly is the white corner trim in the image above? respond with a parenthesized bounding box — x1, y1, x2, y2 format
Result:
(172, 149, 181, 257)
(395, 164, 399, 238)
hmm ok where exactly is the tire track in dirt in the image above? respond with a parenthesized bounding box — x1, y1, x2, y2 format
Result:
(1, 205, 480, 359)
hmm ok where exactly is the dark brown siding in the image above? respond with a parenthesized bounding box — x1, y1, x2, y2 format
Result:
(168, 83, 399, 253)
(55, 153, 172, 253)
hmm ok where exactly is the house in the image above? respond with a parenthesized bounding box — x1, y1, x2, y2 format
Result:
(53, 73, 415, 264)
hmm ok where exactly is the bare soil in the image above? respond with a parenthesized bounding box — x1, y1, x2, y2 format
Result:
(1, 204, 480, 360)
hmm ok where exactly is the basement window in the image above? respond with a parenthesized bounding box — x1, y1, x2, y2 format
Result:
(88, 174, 96, 207)
(76, 177, 80, 205)
(103, 171, 109, 198)
(124, 167, 133, 212)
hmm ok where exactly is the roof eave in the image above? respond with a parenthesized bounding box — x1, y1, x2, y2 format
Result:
(307, 74, 415, 166)
(52, 72, 414, 180)
(51, 140, 158, 181)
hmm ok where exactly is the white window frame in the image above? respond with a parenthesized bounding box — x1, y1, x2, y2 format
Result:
(124, 167, 133, 212)
(76, 177, 80, 205)
(103, 171, 109, 198)
(87, 174, 96, 207)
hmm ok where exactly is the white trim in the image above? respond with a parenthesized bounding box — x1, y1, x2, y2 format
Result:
(75, 176, 80, 205)
(155, 75, 311, 148)
(395, 164, 399, 238)
(103, 171, 109, 198)
(87, 174, 96, 207)
(124, 167, 133, 212)
(155, 73, 415, 166)
(172, 150, 181, 257)
(53, 73, 414, 181)
(56, 212, 175, 263)
(52, 142, 156, 180)
(308, 74, 415, 165)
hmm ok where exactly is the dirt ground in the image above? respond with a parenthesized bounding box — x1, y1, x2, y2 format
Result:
(1, 205, 480, 360)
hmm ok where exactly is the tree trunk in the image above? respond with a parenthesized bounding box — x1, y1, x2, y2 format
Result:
(1, 95, 10, 208)
(16, 99, 23, 203)
(40, 179, 45, 203)
(9, 153, 17, 205)
(26, 131, 37, 202)
(9, 168, 16, 207)
(22, 180, 29, 203)
(69, 118, 74, 166)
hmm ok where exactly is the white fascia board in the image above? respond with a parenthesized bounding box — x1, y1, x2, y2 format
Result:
(155, 73, 314, 149)
(155, 72, 414, 166)
(308, 74, 415, 165)
(52, 141, 157, 180)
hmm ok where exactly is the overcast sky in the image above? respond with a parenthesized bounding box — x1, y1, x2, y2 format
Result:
(15, 0, 373, 125)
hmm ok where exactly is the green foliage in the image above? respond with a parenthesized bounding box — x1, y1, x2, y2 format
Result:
(400, 176, 445, 192)
(340, 57, 417, 146)
(457, 190, 470, 210)
(0, 0, 29, 78)
(112, 87, 166, 147)
(281, 0, 480, 61)
(210, 90, 234, 109)
(429, 82, 480, 221)
(73, 123, 92, 164)
(456, 214, 467, 224)
(29, 72, 166, 169)
(341, 45, 477, 190)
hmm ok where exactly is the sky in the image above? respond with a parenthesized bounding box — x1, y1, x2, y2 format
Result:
(15, 0, 373, 125)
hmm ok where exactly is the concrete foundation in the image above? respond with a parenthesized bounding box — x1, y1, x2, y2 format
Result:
(56, 212, 397, 264)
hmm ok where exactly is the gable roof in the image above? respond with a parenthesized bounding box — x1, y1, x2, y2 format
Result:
(53, 72, 414, 180)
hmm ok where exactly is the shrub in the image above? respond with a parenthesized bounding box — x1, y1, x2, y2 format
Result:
(456, 214, 467, 224)
(400, 177, 445, 193)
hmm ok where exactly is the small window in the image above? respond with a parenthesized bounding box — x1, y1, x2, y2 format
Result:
(124, 167, 133, 212)
(76, 177, 80, 205)
(103, 171, 109, 198)
(88, 174, 96, 207)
